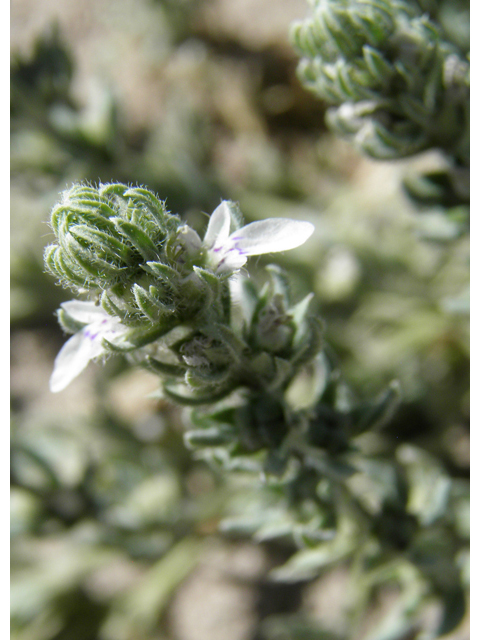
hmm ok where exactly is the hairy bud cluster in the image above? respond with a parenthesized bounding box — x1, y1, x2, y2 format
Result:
(44, 183, 230, 350)
(45, 183, 178, 291)
(45, 182, 315, 394)
(157, 265, 324, 409)
(292, 0, 469, 163)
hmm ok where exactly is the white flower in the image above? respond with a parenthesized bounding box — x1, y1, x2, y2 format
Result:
(50, 301, 127, 393)
(206, 201, 315, 273)
(179, 201, 315, 274)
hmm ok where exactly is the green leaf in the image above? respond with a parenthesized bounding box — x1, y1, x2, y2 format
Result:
(305, 450, 356, 481)
(104, 320, 178, 352)
(70, 225, 131, 262)
(185, 427, 236, 447)
(99, 182, 129, 199)
(322, 8, 359, 58)
(270, 523, 356, 581)
(65, 235, 124, 279)
(142, 261, 180, 285)
(144, 356, 186, 378)
(396, 445, 452, 526)
(51, 247, 89, 288)
(133, 284, 175, 322)
(114, 219, 160, 262)
(100, 290, 130, 320)
(349, 380, 401, 435)
(209, 323, 249, 363)
(124, 187, 168, 226)
(266, 264, 290, 301)
(436, 587, 466, 635)
(291, 316, 324, 369)
(193, 266, 222, 298)
(363, 45, 394, 83)
(163, 383, 236, 406)
(290, 293, 314, 347)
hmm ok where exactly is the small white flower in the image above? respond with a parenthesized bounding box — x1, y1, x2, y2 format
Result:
(204, 202, 315, 273)
(178, 201, 315, 274)
(50, 301, 127, 393)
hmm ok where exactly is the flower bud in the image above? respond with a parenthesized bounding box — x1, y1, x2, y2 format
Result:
(44, 182, 228, 344)
(252, 294, 294, 354)
(45, 182, 178, 292)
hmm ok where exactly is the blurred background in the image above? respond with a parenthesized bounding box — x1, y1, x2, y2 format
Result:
(11, 0, 469, 638)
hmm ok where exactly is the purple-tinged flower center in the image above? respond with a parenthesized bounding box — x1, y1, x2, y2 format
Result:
(84, 318, 109, 341)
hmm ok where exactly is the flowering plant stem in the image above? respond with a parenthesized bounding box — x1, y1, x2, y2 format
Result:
(43, 175, 466, 633)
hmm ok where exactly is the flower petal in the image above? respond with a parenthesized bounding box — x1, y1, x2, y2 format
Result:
(203, 202, 231, 249)
(49, 326, 105, 392)
(215, 251, 248, 274)
(228, 218, 314, 256)
(60, 300, 108, 324)
(178, 225, 202, 254)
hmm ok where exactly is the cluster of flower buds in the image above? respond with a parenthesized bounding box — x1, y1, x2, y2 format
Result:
(45, 183, 314, 393)
(160, 265, 324, 407)
(291, 0, 469, 163)
(44, 183, 221, 333)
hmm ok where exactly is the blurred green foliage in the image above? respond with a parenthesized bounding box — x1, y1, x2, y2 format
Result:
(11, 1, 468, 639)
